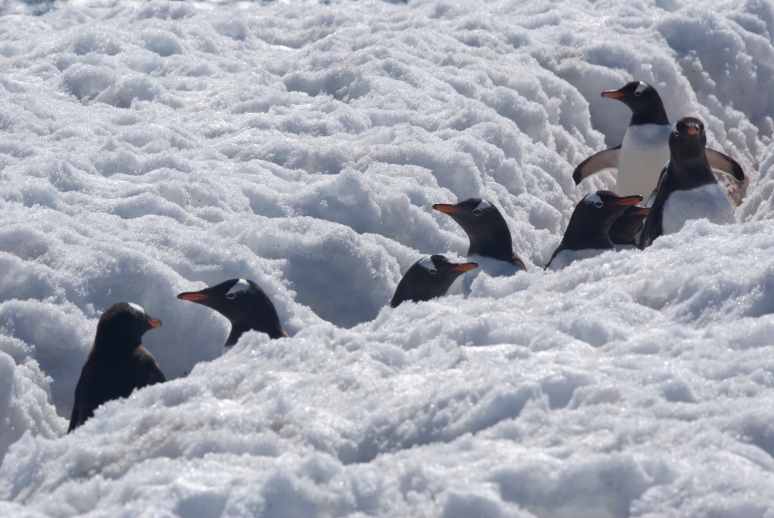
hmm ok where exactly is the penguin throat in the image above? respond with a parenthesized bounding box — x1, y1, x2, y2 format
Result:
(630, 102, 669, 126)
(225, 318, 287, 346)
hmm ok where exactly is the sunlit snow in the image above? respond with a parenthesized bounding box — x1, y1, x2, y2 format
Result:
(1, 0, 774, 516)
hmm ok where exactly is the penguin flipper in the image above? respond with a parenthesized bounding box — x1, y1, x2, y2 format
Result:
(638, 197, 664, 250)
(67, 407, 80, 433)
(572, 145, 621, 185)
(705, 148, 744, 181)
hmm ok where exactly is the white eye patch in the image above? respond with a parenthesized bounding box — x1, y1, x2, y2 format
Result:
(635, 82, 648, 95)
(584, 193, 603, 205)
(226, 279, 251, 297)
(127, 302, 145, 315)
(474, 200, 491, 212)
(418, 256, 436, 271)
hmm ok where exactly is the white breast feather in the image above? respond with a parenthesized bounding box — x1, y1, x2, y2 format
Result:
(617, 124, 672, 199)
(661, 183, 735, 235)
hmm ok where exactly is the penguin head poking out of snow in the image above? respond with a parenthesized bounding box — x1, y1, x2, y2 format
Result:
(545, 190, 643, 270)
(432, 198, 525, 270)
(601, 81, 669, 126)
(68, 302, 165, 433)
(390, 255, 478, 308)
(178, 278, 288, 345)
(94, 302, 162, 353)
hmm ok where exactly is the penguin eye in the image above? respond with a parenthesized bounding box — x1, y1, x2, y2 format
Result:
(634, 91, 642, 97)
(428, 268, 438, 274)
(472, 209, 482, 216)
(226, 293, 236, 300)
(594, 201, 603, 208)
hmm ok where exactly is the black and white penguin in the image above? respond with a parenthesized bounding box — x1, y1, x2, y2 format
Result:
(609, 205, 650, 246)
(68, 302, 164, 433)
(545, 191, 642, 270)
(573, 81, 744, 199)
(432, 198, 526, 278)
(639, 117, 735, 249)
(390, 255, 478, 308)
(177, 278, 288, 346)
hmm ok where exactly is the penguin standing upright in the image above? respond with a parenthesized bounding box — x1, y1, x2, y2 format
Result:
(432, 198, 526, 278)
(639, 117, 735, 249)
(390, 255, 478, 308)
(546, 191, 642, 270)
(69, 302, 164, 432)
(573, 81, 744, 200)
(178, 278, 288, 346)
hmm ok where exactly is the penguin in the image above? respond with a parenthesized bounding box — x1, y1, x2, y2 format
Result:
(609, 205, 650, 246)
(573, 81, 744, 199)
(68, 302, 164, 433)
(177, 278, 288, 346)
(390, 255, 478, 308)
(546, 191, 642, 270)
(432, 198, 526, 279)
(639, 117, 735, 249)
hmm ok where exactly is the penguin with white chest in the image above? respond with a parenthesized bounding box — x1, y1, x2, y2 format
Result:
(573, 81, 744, 200)
(639, 117, 735, 249)
(546, 191, 642, 270)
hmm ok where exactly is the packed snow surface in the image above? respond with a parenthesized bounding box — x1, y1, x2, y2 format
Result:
(1, 0, 774, 516)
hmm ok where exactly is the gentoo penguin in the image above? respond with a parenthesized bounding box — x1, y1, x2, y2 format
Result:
(545, 191, 642, 270)
(609, 205, 650, 246)
(573, 81, 744, 199)
(432, 198, 526, 278)
(639, 117, 735, 249)
(390, 255, 478, 308)
(177, 278, 288, 346)
(68, 303, 164, 433)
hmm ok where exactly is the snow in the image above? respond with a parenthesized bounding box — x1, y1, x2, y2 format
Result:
(0, 0, 773, 516)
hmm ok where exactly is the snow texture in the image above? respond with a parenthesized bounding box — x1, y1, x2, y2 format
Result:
(0, 0, 773, 516)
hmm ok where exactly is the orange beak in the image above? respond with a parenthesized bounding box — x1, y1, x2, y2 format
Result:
(147, 318, 162, 329)
(632, 208, 650, 216)
(612, 196, 643, 207)
(601, 90, 625, 99)
(433, 204, 464, 214)
(450, 262, 478, 272)
(178, 292, 210, 302)
(687, 126, 699, 136)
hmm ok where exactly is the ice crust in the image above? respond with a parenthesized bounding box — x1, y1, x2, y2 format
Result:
(0, 0, 773, 516)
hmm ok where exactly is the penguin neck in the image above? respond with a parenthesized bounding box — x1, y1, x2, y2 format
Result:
(630, 104, 669, 127)
(466, 219, 516, 264)
(670, 153, 715, 190)
(225, 318, 287, 347)
(562, 215, 615, 251)
(468, 237, 516, 265)
(92, 332, 142, 356)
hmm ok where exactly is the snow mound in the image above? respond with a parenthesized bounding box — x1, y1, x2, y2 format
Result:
(0, 0, 773, 515)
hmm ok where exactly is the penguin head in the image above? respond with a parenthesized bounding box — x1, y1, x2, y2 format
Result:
(601, 81, 668, 124)
(177, 278, 287, 342)
(669, 117, 707, 160)
(566, 191, 643, 244)
(390, 255, 478, 308)
(609, 205, 650, 245)
(432, 198, 514, 256)
(94, 302, 162, 351)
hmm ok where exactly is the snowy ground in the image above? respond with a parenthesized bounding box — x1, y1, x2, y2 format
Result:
(1, 0, 774, 516)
